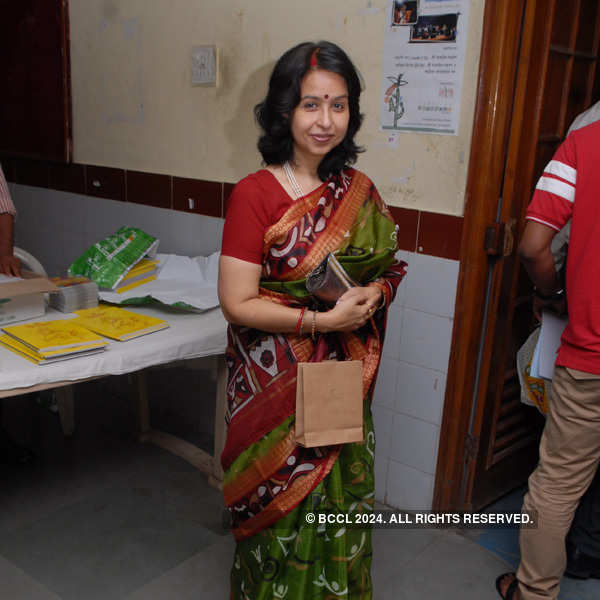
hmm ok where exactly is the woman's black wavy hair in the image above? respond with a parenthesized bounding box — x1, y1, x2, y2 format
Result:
(254, 41, 364, 181)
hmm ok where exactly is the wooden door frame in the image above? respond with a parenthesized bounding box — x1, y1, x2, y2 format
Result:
(61, 0, 73, 162)
(432, 0, 532, 511)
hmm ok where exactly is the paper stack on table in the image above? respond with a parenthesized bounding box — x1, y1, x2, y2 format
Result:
(0, 319, 108, 364)
(73, 305, 169, 341)
(48, 276, 99, 312)
(97, 253, 220, 311)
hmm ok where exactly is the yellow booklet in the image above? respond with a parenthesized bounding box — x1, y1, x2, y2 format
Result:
(111, 259, 159, 293)
(116, 274, 157, 294)
(0, 334, 106, 364)
(2, 319, 108, 354)
(123, 259, 159, 280)
(73, 305, 169, 341)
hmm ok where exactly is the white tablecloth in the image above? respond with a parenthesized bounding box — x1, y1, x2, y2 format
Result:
(0, 306, 228, 392)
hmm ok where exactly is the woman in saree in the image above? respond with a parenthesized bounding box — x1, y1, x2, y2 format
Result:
(218, 41, 407, 599)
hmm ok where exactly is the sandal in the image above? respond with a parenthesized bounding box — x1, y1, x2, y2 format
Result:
(495, 572, 519, 600)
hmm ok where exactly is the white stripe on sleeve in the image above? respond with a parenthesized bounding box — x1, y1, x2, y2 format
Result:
(536, 176, 575, 203)
(544, 160, 577, 185)
(525, 216, 561, 231)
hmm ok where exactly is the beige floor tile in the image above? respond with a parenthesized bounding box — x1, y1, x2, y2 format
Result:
(125, 535, 234, 600)
(0, 554, 61, 600)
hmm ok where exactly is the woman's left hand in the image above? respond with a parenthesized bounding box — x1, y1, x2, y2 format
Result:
(316, 285, 380, 332)
(337, 286, 381, 324)
(337, 286, 380, 310)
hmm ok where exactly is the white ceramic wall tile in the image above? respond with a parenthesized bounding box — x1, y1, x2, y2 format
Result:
(116, 202, 170, 241)
(381, 305, 403, 361)
(386, 460, 435, 511)
(14, 225, 50, 272)
(395, 362, 446, 426)
(374, 453, 389, 504)
(162, 211, 224, 257)
(13, 211, 40, 250)
(372, 358, 399, 410)
(43, 189, 86, 235)
(398, 308, 453, 372)
(404, 253, 459, 318)
(391, 249, 412, 308)
(390, 413, 440, 475)
(82, 196, 134, 242)
(371, 404, 394, 458)
(58, 232, 90, 274)
(9, 184, 37, 225)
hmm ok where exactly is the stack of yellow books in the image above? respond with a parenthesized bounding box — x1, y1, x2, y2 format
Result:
(73, 305, 169, 341)
(110, 259, 159, 294)
(0, 320, 108, 364)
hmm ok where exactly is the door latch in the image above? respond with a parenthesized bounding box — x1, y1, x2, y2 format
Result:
(484, 219, 516, 257)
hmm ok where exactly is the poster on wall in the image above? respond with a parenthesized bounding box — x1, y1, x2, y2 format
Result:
(381, 0, 470, 135)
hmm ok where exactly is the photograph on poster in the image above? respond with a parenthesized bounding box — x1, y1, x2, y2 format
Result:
(391, 0, 418, 26)
(409, 13, 458, 43)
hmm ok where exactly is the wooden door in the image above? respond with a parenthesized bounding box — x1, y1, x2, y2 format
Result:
(0, 0, 72, 161)
(434, 0, 600, 511)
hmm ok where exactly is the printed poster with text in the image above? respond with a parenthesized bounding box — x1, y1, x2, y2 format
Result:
(381, 0, 470, 135)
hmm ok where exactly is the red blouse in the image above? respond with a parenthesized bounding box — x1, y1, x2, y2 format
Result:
(221, 169, 327, 265)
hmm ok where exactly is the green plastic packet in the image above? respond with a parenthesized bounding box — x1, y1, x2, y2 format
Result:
(68, 227, 159, 290)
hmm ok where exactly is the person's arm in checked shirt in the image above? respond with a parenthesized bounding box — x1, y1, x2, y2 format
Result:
(0, 166, 21, 276)
(519, 135, 577, 319)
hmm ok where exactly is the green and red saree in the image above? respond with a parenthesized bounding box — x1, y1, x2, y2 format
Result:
(222, 168, 406, 599)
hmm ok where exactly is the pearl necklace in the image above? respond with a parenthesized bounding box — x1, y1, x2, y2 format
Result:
(283, 161, 304, 200)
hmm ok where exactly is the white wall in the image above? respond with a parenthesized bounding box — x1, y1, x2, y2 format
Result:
(69, 0, 485, 215)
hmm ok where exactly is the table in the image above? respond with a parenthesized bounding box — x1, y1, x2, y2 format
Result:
(0, 305, 229, 487)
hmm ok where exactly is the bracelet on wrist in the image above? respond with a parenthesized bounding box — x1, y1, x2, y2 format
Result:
(533, 287, 564, 302)
(296, 307, 306, 335)
(368, 281, 387, 310)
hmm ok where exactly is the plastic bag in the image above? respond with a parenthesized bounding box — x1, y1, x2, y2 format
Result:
(69, 227, 159, 290)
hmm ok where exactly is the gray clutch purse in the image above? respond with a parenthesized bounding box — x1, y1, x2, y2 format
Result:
(306, 252, 357, 305)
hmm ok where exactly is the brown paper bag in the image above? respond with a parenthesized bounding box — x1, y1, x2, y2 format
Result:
(295, 360, 364, 447)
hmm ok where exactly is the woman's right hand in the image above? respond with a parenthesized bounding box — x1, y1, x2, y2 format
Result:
(319, 286, 379, 332)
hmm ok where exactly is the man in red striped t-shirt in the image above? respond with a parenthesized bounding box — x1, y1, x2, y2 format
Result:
(498, 120, 600, 600)
(0, 165, 20, 276)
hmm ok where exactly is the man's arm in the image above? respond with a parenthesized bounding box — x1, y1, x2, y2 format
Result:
(519, 221, 564, 320)
(0, 212, 20, 276)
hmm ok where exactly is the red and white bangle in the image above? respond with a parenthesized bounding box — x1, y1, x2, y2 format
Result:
(296, 307, 306, 335)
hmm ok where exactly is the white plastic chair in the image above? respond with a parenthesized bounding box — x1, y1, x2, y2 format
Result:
(13, 247, 47, 277)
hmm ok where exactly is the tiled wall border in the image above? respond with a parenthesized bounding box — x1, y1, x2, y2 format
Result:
(3, 158, 464, 261)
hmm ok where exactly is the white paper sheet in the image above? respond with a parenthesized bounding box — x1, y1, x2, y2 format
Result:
(98, 252, 220, 311)
(538, 311, 568, 380)
(530, 330, 542, 380)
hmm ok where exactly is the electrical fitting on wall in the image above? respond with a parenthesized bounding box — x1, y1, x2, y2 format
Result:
(191, 45, 218, 87)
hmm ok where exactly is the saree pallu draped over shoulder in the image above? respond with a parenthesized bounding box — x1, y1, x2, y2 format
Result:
(222, 169, 406, 600)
